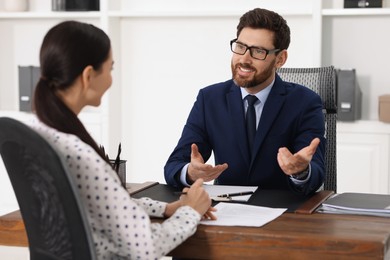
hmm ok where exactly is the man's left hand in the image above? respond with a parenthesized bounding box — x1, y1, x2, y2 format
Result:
(277, 137, 320, 176)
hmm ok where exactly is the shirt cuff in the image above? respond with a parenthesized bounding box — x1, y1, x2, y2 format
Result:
(290, 164, 311, 185)
(180, 163, 191, 187)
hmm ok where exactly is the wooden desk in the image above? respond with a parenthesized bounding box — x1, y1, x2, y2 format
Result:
(0, 210, 27, 247)
(1, 183, 390, 259)
(168, 212, 390, 260)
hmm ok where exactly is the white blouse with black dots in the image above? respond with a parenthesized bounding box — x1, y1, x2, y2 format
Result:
(28, 118, 201, 260)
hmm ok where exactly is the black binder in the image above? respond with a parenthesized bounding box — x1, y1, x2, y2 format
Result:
(18, 66, 40, 112)
(320, 192, 390, 217)
(344, 0, 382, 8)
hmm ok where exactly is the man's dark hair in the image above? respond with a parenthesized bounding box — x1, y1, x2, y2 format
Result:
(237, 8, 291, 50)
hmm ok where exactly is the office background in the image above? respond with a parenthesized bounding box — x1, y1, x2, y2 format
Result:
(1, 0, 390, 258)
(1, 0, 390, 214)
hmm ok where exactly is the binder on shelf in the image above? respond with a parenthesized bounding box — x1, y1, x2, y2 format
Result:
(337, 68, 362, 121)
(344, 0, 383, 8)
(18, 66, 40, 112)
(379, 95, 390, 123)
(52, 0, 99, 11)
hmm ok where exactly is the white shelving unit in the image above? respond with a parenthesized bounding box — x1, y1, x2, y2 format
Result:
(321, 3, 390, 194)
(337, 121, 390, 194)
(0, 11, 100, 18)
(322, 7, 390, 16)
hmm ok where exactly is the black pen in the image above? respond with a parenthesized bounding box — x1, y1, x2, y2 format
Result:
(217, 191, 254, 198)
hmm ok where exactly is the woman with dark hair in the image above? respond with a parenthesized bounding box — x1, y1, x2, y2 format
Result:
(30, 20, 215, 259)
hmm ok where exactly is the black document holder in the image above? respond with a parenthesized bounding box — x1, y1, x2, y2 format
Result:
(130, 183, 333, 213)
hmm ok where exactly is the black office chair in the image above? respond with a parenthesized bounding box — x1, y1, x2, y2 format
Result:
(0, 117, 97, 260)
(277, 66, 337, 192)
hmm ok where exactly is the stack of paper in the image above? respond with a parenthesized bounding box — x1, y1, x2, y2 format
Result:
(318, 192, 390, 217)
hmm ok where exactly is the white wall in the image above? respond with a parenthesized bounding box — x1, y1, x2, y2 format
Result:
(0, 160, 18, 216)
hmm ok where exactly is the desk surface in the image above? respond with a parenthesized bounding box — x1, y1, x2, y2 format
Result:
(1, 182, 390, 259)
(167, 212, 390, 259)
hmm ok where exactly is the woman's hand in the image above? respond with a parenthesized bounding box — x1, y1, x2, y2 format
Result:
(164, 178, 217, 219)
(179, 178, 212, 216)
(202, 206, 217, 220)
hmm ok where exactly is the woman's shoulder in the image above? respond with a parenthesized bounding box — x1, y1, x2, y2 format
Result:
(27, 116, 89, 154)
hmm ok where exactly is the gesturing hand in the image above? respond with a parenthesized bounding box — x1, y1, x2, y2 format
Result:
(187, 143, 228, 183)
(277, 138, 320, 176)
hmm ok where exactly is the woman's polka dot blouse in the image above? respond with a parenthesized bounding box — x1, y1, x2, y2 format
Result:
(28, 118, 201, 260)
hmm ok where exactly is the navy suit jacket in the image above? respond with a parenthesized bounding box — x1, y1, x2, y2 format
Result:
(164, 74, 326, 195)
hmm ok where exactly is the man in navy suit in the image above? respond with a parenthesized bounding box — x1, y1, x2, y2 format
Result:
(164, 8, 325, 196)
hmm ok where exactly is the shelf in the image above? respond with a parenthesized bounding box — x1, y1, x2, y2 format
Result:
(322, 8, 390, 16)
(0, 9, 315, 20)
(108, 9, 313, 18)
(3, 8, 390, 19)
(337, 120, 390, 134)
(0, 11, 101, 19)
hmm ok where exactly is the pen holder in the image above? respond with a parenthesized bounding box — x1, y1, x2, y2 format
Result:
(110, 159, 127, 188)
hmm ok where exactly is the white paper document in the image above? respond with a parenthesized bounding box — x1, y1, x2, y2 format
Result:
(203, 184, 258, 202)
(201, 202, 287, 227)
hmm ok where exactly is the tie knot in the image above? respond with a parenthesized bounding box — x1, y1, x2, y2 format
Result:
(246, 95, 258, 106)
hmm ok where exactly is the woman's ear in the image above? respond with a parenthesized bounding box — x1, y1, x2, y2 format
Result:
(81, 65, 94, 91)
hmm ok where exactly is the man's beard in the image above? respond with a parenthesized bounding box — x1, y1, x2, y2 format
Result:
(231, 61, 275, 89)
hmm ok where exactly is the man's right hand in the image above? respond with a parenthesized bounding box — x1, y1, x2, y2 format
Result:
(187, 143, 228, 183)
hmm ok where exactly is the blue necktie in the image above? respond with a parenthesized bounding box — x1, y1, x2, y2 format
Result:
(246, 95, 258, 152)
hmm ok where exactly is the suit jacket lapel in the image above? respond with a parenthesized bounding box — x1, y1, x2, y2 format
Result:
(226, 81, 251, 165)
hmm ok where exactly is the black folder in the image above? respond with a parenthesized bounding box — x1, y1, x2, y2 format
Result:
(130, 183, 333, 213)
(319, 192, 390, 217)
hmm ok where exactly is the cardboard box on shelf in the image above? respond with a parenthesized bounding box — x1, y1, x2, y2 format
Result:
(379, 95, 390, 123)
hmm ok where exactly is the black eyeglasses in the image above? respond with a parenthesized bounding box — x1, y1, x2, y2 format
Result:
(230, 39, 280, 60)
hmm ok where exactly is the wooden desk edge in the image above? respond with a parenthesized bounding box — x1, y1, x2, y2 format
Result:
(295, 190, 335, 214)
(0, 210, 27, 247)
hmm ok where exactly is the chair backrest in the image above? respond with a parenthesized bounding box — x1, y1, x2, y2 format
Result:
(0, 117, 96, 260)
(277, 66, 337, 192)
